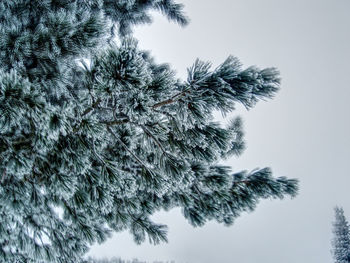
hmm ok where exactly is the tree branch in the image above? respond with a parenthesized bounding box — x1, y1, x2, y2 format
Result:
(138, 124, 168, 155)
(81, 98, 102, 117)
(1, 168, 6, 184)
(92, 139, 106, 165)
(152, 88, 190, 109)
(73, 98, 103, 133)
(106, 126, 149, 170)
(101, 118, 129, 126)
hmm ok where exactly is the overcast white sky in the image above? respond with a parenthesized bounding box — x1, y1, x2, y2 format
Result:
(89, 1, 350, 262)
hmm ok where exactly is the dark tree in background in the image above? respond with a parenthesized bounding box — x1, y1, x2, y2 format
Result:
(0, 1, 298, 262)
(332, 207, 350, 263)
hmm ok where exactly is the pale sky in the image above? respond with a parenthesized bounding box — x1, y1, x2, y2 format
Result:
(89, 1, 350, 262)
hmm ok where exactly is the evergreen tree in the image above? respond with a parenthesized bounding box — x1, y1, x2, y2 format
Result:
(0, 1, 298, 262)
(332, 207, 350, 263)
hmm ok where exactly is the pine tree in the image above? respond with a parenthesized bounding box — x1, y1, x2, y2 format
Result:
(0, 1, 298, 262)
(332, 207, 350, 263)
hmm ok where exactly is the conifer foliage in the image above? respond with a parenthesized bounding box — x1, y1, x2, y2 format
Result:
(0, 1, 298, 262)
(332, 207, 350, 263)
